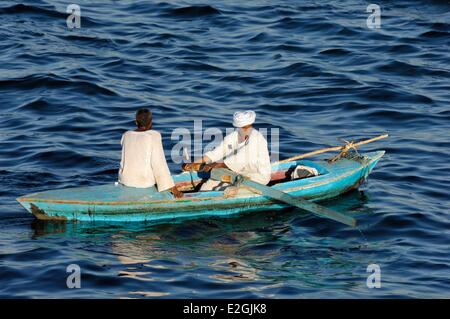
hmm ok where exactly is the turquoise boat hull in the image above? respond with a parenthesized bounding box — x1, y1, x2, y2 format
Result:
(17, 151, 385, 223)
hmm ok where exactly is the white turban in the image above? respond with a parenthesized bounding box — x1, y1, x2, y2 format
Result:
(233, 110, 256, 128)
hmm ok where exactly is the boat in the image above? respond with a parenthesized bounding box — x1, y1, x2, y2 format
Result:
(16, 150, 385, 223)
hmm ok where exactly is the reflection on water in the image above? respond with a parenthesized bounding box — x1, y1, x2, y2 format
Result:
(24, 190, 383, 298)
(210, 258, 260, 282)
(127, 291, 171, 298)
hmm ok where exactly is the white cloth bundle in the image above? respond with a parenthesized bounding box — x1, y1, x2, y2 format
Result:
(290, 165, 319, 180)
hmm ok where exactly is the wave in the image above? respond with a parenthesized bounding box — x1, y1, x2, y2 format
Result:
(272, 43, 315, 53)
(375, 60, 450, 77)
(17, 98, 63, 115)
(24, 149, 102, 170)
(61, 34, 123, 46)
(385, 44, 420, 54)
(0, 4, 64, 18)
(419, 30, 450, 39)
(164, 5, 221, 18)
(0, 3, 101, 26)
(273, 62, 323, 77)
(318, 48, 351, 56)
(174, 61, 225, 72)
(0, 74, 118, 96)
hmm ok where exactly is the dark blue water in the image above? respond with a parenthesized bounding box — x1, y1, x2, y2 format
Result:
(1, 0, 449, 298)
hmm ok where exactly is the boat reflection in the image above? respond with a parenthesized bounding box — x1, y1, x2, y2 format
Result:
(29, 190, 374, 295)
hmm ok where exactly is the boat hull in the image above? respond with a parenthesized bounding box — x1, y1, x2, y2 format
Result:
(17, 151, 385, 223)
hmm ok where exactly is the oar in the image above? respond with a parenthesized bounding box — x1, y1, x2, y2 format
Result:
(210, 168, 357, 227)
(276, 133, 389, 164)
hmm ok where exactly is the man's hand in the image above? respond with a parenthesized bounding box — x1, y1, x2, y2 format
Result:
(181, 163, 201, 171)
(181, 162, 228, 172)
(181, 163, 209, 172)
(207, 162, 227, 170)
(170, 186, 184, 199)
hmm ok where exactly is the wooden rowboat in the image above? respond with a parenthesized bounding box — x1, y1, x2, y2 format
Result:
(16, 151, 385, 224)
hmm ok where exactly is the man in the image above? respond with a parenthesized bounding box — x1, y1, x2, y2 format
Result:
(119, 108, 183, 198)
(184, 110, 272, 191)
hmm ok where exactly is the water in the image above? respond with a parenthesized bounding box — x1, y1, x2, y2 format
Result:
(0, 0, 449, 298)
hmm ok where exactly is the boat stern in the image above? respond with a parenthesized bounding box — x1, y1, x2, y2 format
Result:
(16, 196, 33, 214)
(16, 197, 67, 221)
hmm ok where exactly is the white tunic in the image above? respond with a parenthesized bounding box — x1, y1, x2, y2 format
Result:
(118, 130, 175, 191)
(204, 129, 272, 185)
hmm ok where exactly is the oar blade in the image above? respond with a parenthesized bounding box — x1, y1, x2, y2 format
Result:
(294, 197, 357, 227)
(242, 179, 357, 227)
(210, 168, 357, 227)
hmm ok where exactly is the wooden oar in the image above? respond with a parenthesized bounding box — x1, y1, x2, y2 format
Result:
(276, 133, 389, 164)
(210, 168, 357, 227)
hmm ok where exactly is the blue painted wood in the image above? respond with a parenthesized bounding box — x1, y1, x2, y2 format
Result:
(16, 151, 385, 224)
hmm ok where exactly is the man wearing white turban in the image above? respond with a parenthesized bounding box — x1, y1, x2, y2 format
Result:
(184, 110, 272, 192)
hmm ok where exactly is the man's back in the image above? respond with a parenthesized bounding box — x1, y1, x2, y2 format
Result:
(118, 130, 174, 191)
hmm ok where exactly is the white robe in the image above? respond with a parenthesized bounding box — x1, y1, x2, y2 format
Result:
(202, 129, 272, 190)
(118, 130, 175, 191)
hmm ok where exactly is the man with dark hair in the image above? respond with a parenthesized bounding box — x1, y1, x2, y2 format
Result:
(135, 108, 152, 128)
(118, 108, 183, 198)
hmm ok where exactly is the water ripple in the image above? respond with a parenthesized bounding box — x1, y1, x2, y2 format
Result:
(0, 0, 448, 298)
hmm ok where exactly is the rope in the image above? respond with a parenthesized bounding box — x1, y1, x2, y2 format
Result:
(328, 139, 360, 162)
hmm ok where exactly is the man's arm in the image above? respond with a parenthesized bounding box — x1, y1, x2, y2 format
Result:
(169, 185, 184, 198)
(151, 132, 183, 197)
(248, 135, 272, 185)
(182, 134, 233, 171)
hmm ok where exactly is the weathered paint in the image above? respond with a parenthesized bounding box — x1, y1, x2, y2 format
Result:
(16, 151, 385, 223)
